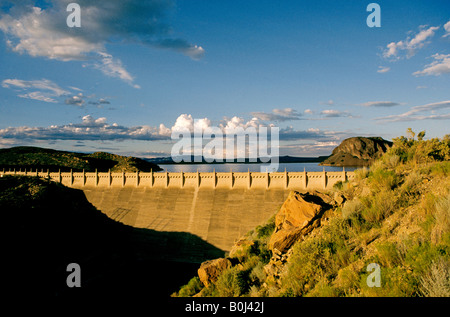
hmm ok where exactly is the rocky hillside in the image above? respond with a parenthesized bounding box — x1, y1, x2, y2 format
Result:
(320, 137, 393, 167)
(0, 146, 162, 172)
(174, 132, 449, 297)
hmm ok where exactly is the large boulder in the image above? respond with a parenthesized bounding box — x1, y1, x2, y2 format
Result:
(268, 191, 328, 252)
(197, 258, 232, 286)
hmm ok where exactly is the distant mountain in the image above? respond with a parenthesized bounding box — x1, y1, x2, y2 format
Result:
(144, 155, 328, 165)
(320, 137, 393, 167)
(0, 146, 162, 172)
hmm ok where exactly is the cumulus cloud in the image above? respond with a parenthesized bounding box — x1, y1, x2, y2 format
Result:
(0, 1, 204, 86)
(375, 100, 450, 122)
(383, 25, 439, 59)
(65, 93, 85, 106)
(443, 20, 450, 37)
(0, 112, 349, 148)
(413, 53, 450, 76)
(251, 108, 302, 122)
(358, 101, 401, 108)
(0, 115, 169, 142)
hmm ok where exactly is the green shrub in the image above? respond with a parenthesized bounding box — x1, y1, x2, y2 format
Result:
(383, 153, 401, 169)
(255, 216, 275, 241)
(399, 171, 421, 198)
(375, 242, 404, 268)
(341, 198, 364, 220)
(368, 168, 397, 192)
(305, 278, 339, 297)
(249, 261, 267, 286)
(360, 190, 396, 226)
(430, 161, 450, 177)
(214, 267, 243, 297)
(354, 167, 369, 181)
(333, 181, 344, 191)
(178, 276, 203, 297)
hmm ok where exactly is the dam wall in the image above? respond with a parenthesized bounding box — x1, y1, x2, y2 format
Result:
(2, 168, 354, 256)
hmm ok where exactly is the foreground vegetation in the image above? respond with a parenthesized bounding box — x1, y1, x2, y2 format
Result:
(176, 131, 450, 297)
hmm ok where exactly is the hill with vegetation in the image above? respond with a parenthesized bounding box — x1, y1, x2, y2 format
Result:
(320, 136, 393, 167)
(175, 130, 449, 297)
(0, 146, 162, 172)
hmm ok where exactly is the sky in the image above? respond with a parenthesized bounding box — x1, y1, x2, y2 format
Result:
(0, 0, 449, 158)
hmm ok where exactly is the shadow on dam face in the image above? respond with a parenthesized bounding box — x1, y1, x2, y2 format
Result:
(1, 176, 224, 299)
(81, 187, 291, 253)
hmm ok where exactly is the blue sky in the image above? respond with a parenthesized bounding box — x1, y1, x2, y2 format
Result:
(0, 0, 449, 157)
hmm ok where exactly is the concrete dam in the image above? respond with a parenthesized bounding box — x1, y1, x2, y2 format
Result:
(3, 168, 354, 261)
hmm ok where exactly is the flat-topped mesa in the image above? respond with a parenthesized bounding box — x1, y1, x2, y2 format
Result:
(1, 168, 354, 190)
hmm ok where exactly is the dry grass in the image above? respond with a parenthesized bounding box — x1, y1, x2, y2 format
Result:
(420, 257, 450, 297)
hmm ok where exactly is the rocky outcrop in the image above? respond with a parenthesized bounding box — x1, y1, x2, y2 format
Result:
(320, 137, 392, 167)
(190, 190, 341, 295)
(197, 258, 232, 286)
(268, 191, 332, 253)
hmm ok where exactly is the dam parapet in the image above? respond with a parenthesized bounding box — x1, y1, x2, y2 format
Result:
(2, 168, 354, 190)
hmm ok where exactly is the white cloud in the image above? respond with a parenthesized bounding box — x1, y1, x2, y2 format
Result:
(320, 109, 352, 118)
(2, 78, 116, 107)
(377, 66, 391, 73)
(375, 100, 450, 122)
(413, 53, 450, 76)
(18, 91, 57, 103)
(0, 115, 168, 141)
(93, 52, 135, 85)
(251, 108, 302, 122)
(383, 25, 439, 59)
(2, 78, 70, 95)
(0, 1, 204, 86)
(2, 78, 71, 103)
(65, 93, 85, 106)
(171, 114, 194, 133)
(442, 20, 450, 37)
(358, 101, 400, 108)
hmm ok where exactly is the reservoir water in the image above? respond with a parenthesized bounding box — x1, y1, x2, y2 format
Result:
(158, 162, 359, 173)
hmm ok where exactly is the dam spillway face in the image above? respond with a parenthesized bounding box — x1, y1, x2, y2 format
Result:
(2, 169, 354, 255)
